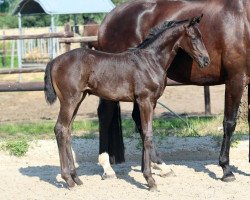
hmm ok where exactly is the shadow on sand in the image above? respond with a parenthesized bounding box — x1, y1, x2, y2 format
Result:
(19, 136, 250, 189)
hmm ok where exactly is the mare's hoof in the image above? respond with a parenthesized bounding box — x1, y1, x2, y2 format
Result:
(73, 176, 83, 185)
(160, 169, 176, 178)
(101, 173, 117, 180)
(221, 172, 236, 182)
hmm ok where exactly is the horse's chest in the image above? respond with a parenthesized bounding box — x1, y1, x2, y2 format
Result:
(135, 69, 166, 98)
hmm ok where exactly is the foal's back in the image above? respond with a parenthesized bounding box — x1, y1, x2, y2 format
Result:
(51, 48, 164, 102)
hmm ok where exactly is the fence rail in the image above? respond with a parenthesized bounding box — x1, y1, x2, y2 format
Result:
(59, 36, 97, 43)
(0, 67, 45, 74)
(0, 32, 74, 41)
(0, 82, 44, 92)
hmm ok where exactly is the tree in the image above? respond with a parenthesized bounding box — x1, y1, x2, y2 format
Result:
(112, 0, 128, 5)
(0, 0, 17, 13)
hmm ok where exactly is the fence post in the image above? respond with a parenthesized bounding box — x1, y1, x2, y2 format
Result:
(64, 23, 71, 52)
(11, 40, 15, 69)
(2, 31, 6, 68)
(17, 12, 23, 81)
(204, 86, 211, 115)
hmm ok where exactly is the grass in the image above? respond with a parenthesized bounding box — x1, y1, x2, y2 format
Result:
(1, 139, 29, 157)
(0, 115, 248, 156)
(0, 41, 18, 68)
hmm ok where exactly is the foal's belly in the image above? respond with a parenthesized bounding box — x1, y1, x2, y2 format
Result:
(87, 78, 135, 102)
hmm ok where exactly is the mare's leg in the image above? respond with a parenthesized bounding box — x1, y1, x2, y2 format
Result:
(137, 98, 157, 191)
(132, 102, 174, 177)
(219, 76, 246, 181)
(97, 99, 123, 179)
(98, 99, 125, 164)
(55, 93, 84, 187)
(98, 152, 116, 179)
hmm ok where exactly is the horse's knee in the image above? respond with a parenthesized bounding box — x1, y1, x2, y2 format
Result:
(54, 123, 70, 141)
(223, 120, 236, 134)
(144, 136, 153, 149)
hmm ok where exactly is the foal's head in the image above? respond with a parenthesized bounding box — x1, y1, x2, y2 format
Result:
(179, 15, 210, 68)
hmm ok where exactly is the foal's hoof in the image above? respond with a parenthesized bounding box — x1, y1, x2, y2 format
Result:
(66, 178, 76, 188)
(149, 185, 158, 192)
(73, 176, 83, 185)
(101, 173, 117, 180)
(221, 172, 236, 182)
(160, 169, 176, 178)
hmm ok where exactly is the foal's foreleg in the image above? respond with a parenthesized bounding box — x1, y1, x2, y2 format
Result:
(137, 99, 157, 191)
(132, 102, 173, 177)
(219, 76, 246, 182)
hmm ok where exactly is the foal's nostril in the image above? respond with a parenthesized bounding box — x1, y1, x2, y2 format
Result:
(203, 57, 210, 67)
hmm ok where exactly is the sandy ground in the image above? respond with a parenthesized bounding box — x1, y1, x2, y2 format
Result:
(1, 85, 250, 199)
(0, 137, 249, 200)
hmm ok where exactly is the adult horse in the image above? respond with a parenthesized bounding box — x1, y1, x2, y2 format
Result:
(82, 17, 99, 49)
(44, 16, 209, 190)
(97, 0, 250, 182)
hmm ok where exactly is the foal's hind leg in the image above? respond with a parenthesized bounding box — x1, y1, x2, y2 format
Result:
(132, 102, 174, 177)
(219, 76, 246, 182)
(65, 93, 87, 185)
(55, 93, 84, 187)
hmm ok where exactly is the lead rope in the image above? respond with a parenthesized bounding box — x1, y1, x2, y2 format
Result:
(157, 101, 198, 135)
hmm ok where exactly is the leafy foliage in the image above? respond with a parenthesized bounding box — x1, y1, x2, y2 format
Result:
(0, 0, 129, 28)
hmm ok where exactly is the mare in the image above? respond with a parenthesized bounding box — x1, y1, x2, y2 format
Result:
(44, 16, 209, 190)
(82, 18, 99, 49)
(97, 0, 250, 182)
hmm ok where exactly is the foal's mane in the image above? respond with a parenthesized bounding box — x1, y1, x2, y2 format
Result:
(134, 19, 189, 49)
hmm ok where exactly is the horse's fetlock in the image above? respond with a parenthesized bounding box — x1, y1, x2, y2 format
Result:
(219, 156, 229, 167)
(143, 170, 151, 179)
(61, 171, 71, 180)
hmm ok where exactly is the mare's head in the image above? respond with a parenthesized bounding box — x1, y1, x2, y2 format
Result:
(179, 15, 210, 68)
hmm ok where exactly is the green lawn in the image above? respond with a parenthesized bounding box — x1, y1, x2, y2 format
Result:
(0, 116, 248, 156)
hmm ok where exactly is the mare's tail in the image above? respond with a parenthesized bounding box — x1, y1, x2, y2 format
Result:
(44, 60, 57, 104)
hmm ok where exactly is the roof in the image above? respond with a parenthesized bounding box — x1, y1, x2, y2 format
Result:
(13, 0, 115, 15)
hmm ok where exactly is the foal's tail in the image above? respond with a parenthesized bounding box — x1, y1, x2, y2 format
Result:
(44, 60, 57, 104)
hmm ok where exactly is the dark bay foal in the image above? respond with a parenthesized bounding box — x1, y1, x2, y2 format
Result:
(44, 16, 210, 191)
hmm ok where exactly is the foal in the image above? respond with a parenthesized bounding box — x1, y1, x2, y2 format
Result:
(44, 16, 210, 191)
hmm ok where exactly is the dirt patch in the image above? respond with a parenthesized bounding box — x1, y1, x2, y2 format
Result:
(0, 137, 249, 200)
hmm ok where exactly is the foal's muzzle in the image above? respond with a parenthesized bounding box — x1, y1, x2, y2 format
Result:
(198, 56, 210, 68)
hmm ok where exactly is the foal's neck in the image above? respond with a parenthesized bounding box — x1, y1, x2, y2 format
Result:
(145, 26, 184, 71)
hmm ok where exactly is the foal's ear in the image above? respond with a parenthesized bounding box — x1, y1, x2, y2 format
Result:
(188, 14, 203, 27)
